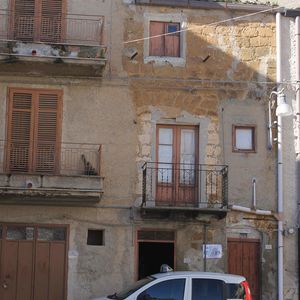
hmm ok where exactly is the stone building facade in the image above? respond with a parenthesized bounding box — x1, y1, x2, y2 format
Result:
(0, 0, 297, 299)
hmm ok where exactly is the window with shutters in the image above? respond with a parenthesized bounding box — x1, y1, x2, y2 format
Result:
(10, 0, 66, 42)
(149, 21, 180, 57)
(144, 13, 187, 66)
(6, 88, 62, 174)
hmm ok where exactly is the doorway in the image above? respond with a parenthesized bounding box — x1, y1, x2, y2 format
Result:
(227, 238, 260, 300)
(137, 230, 175, 279)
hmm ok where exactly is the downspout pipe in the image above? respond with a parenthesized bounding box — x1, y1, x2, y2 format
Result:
(295, 16, 300, 300)
(276, 12, 284, 300)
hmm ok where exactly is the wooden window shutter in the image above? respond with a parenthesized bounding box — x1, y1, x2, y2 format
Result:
(11, 0, 65, 42)
(165, 23, 180, 57)
(7, 91, 34, 172)
(33, 92, 61, 173)
(149, 21, 165, 56)
(40, 0, 64, 43)
(12, 0, 36, 41)
(7, 89, 62, 174)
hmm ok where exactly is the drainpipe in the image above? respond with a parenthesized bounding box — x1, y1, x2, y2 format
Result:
(295, 16, 300, 300)
(276, 12, 284, 300)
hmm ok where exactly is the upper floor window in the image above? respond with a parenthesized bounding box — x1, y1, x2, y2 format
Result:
(149, 21, 180, 57)
(232, 125, 256, 153)
(144, 13, 187, 66)
(11, 0, 65, 43)
(6, 88, 62, 174)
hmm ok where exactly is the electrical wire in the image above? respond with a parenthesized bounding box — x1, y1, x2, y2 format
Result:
(124, 6, 283, 45)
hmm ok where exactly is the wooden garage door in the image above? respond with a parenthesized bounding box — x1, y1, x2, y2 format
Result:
(228, 238, 260, 300)
(0, 224, 68, 300)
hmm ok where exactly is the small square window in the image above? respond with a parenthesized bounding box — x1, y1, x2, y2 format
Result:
(87, 229, 104, 246)
(233, 125, 256, 152)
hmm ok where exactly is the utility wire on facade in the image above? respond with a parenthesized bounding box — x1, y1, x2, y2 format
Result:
(124, 6, 283, 44)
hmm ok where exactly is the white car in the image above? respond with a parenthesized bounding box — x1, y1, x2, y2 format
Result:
(94, 269, 252, 300)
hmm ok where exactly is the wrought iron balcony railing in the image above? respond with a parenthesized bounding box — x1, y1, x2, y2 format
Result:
(0, 9, 104, 46)
(0, 140, 101, 176)
(142, 162, 228, 209)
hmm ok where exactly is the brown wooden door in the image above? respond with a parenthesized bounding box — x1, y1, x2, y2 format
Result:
(0, 224, 68, 300)
(156, 125, 198, 206)
(228, 238, 260, 300)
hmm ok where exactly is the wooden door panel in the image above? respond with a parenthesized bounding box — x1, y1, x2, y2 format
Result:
(228, 241, 243, 275)
(1, 241, 18, 300)
(177, 185, 197, 206)
(48, 243, 66, 300)
(16, 242, 34, 300)
(34, 242, 50, 300)
(243, 241, 260, 300)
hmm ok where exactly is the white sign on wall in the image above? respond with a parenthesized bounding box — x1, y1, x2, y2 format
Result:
(202, 244, 222, 259)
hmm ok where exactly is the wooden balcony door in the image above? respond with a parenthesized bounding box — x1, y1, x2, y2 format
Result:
(156, 125, 198, 206)
(6, 88, 62, 174)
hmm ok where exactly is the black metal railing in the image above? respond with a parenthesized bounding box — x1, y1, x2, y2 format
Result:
(0, 9, 105, 45)
(0, 140, 101, 176)
(142, 162, 228, 209)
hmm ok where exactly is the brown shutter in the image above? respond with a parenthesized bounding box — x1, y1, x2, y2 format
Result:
(7, 91, 34, 172)
(34, 92, 61, 173)
(13, 0, 35, 41)
(11, 0, 65, 42)
(40, 0, 63, 42)
(165, 23, 180, 57)
(149, 21, 165, 56)
(7, 89, 62, 174)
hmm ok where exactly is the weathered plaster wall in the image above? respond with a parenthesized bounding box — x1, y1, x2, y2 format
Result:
(222, 100, 276, 210)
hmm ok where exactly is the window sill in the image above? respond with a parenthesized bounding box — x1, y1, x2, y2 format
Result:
(144, 56, 185, 67)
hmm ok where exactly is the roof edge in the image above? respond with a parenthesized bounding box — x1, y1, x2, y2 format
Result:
(134, 0, 281, 14)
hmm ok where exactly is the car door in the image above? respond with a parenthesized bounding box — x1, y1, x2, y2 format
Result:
(191, 278, 225, 300)
(133, 278, 187, 300)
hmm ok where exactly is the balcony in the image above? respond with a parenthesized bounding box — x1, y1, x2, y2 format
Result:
(0, 141, 104, 205)
(0, 10, 107, 77)
(141, 162, 228, 218)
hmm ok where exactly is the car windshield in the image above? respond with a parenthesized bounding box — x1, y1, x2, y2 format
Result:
(108, 277, 155, 300)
